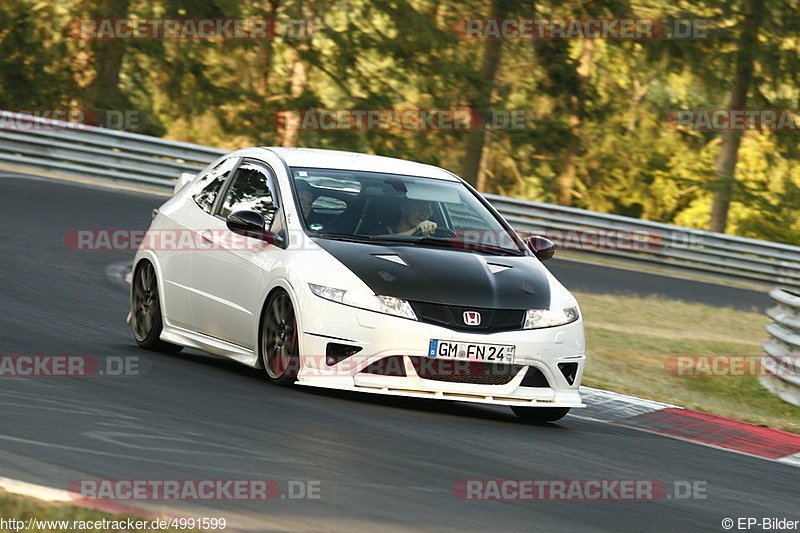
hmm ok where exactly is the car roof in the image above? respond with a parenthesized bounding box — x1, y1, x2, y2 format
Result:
(260, 147, 461, 182)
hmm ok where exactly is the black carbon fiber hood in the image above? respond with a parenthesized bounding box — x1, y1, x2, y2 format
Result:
(313, 237, 551, 309)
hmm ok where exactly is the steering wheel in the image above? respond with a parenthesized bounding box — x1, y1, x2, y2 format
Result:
(412, 226, 457, 239)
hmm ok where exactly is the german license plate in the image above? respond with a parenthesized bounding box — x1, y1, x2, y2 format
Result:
(428, 340, 515, 364)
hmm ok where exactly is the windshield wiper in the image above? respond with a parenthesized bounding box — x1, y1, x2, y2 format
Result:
(414, 237, 524, 255)
(316, 232, 367, 242)
(316, 233, 405, 245)
(380, 235, 523, 255)
(316, 233, 523, 255)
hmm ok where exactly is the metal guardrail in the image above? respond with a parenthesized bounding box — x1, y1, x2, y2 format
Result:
(0, 111, 225, 189)
(486, 194, 800, 289)
(2, 109, 800, 289)
(761, 288, 800, 406)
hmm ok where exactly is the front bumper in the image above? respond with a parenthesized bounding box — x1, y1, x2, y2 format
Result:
(296, 294, 586, 408)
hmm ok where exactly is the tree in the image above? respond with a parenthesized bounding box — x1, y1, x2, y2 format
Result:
(0, 1, 78, 108)
(461, 0, 515, 188)
(708, 0, 764, 233)
(80, 0, 132, 115)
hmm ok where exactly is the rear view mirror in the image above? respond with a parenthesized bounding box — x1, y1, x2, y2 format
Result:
(526, 235, 556, 261)
(226, 210, 281, 245)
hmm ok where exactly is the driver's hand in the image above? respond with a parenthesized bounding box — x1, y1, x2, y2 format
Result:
(416, 220, 437, 235)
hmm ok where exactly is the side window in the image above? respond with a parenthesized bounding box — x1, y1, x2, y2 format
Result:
(193, 158, 239, 213)
(217, 160, 279, 223)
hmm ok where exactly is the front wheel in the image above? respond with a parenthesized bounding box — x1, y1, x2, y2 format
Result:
(261, 290, 300, 386)
(131, 261, 182, 353)
(511, 406, 570, 423)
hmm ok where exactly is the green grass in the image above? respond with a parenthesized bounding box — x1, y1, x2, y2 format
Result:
(0, 490, 202, 533)
(575, 291, 800, 433)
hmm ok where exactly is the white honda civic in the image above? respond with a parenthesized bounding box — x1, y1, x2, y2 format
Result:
(128, 147, 585, 422)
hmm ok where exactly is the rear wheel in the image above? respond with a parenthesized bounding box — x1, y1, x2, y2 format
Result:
(511, 406, 570, 423)
(261, 290, 299, 386)
(131, 261, 182, 353)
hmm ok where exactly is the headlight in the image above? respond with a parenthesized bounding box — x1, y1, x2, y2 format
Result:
(523, 306, 579, 329)
(309, 284, 417, 320)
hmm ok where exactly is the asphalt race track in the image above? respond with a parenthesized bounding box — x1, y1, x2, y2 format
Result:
(549, 259, 770, 312)
(0, 172, 792, 532)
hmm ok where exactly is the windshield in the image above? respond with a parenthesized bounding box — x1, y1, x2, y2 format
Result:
(290, 167, 525, 254)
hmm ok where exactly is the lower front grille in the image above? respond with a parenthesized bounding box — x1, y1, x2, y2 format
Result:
(408, 357, 523, 385)
(361, 355, 407, 377)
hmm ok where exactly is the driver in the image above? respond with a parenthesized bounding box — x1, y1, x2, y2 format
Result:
(295, 180, 320, 227)
(392, 199, 437, 236)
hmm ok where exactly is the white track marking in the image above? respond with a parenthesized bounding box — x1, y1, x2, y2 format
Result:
(0, 476, 72, 502)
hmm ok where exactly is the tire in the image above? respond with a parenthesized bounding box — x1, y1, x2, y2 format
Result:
(511, 406, 570, 423)
(260, 290, 300, 386)
(131, 261, 182, 353)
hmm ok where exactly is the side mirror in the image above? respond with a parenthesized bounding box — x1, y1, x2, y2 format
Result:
(526, 235, 556, 261)
(173, 171, 195, 194)
(226, 210, 281, 245)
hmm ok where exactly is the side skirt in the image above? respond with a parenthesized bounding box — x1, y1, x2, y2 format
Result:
(160, 325, 259, 367)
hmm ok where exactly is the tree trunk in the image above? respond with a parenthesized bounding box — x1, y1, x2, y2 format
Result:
(280, 47, 309, 147)
(555, 39, 593, 206)
(257, 0, 281, 98)
(279, 1, 315, 147)
(462, 0, 513, 188)
(474, 128, 492, 191)
(708, 0, 764, 233)
(555, 117, 579, 205)
(84, 0, 130, 115)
